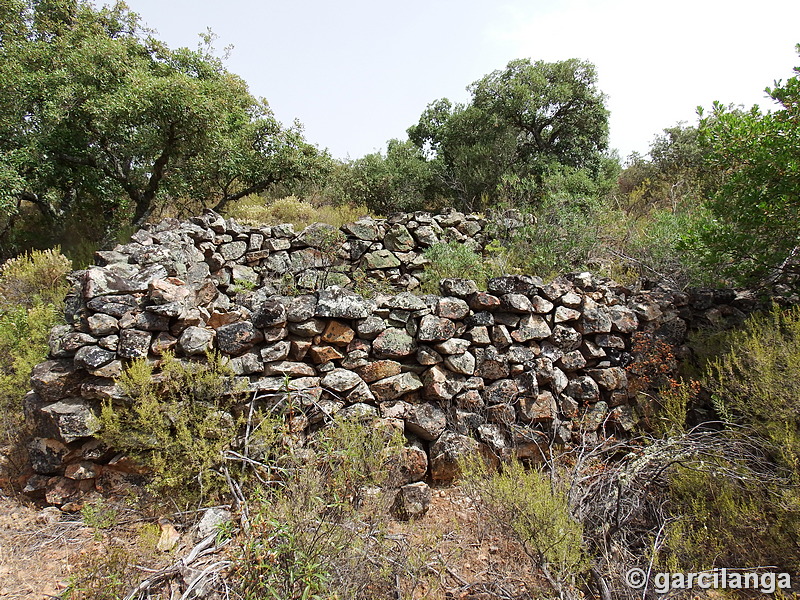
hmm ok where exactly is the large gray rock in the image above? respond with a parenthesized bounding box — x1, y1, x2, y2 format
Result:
(178, 326, 214, 356)
(392, 482, 432, 520)
(405, 403, 447, 441)
(28, 398, 100, 443)
(423, 365, 465, 401)
(316, 287, 374, 319)
(30, 360, 84, 403)
(216, 321, 262, 356)
(369, 372, 423, 401)
(320, 369, 364, 393)
(417, 315, 456, 342)
(372, 328, 416, 359)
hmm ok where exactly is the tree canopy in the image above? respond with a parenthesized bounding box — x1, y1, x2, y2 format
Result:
(0, 0, 326, 256)
(695, 46, 800, 288)
(407, 58, 609, 210)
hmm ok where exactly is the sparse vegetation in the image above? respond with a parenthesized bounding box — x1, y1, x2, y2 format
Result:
(99, 351, 246, 504)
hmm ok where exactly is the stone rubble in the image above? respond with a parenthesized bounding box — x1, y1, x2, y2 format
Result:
(23, 209, 756, 507)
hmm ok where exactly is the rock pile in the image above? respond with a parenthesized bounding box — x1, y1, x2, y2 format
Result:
(22, 210, 758, 508)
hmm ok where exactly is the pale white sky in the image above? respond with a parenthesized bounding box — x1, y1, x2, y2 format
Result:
(120, 0, 800, 162)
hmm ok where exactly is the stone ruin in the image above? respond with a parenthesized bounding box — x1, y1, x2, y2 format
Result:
(21, 209, 759, 508)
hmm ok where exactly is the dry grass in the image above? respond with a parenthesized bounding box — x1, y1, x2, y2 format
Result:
(224, 195, 372, 229)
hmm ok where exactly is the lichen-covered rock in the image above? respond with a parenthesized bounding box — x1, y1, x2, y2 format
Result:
(372, 328, 416, 359)
(404, 402, 447, 441)
(393, 481, 432, 520)
(30, 360, 84, 403)
(370, 372, 423, 401)
(316, 287, 374, 319)
(215, 321, 262, 356)
(177, 326, 213, 356)
(320, 369, 364, 392)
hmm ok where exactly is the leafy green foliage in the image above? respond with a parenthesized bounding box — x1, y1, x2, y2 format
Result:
(224, 195, 368, 229)
(407, 58, 610, 210)
(663, 459, 800, 574)
(692, 46, 800, 288)
(0, 0, 326, 257)
(0, 248, 70, 447)
(461, 454, 587, 598)
(420, 241, 490, 292)
(99, 351, 245, 502)
(330, 139, 435, 215)
(705, 305, 800, 472)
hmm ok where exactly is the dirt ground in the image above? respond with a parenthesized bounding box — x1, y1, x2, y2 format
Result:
(0, 484, 536, 600)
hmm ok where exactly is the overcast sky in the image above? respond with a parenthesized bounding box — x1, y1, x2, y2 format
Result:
(120, 0, 800, 162)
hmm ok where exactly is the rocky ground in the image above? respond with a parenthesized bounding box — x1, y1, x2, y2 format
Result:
(0, 483, 537, 600)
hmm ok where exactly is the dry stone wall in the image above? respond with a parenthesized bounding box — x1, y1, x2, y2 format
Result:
(22, 209, 758, 507)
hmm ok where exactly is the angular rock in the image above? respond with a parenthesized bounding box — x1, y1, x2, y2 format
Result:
(512, 314, 551, 342)
(423, 364, 465, 401)
(216, 321, 262, 356)
(178, 326, 213, 356)
(518, 391, 557, 423)
(362, 249, 401, 269)
(370, 372, 423, 401)
(475, 346, 509, 380)
(372, 328, 416, 359)
(435, 338, 471, 355)
(251, 295, 288, 328)
(316, 287, 374, 319)
(27, 438, 69, 474)
(564, 375, 600, 402)
(384, 224, 416, 252)
(586, 367, 628, 390)
(30, 360, 84, 403)
(501, 294, 534, 313)
(356, 315, 386, 340)
(405, 403, 447, 441)
(73, 345, 115, 371)
(320, 369, 364, 392)
(263, 361, 317, 377)
(389, 443, 428, 485)
(321, 320, 355, 346)
(393, 482, 432, 520)
(29, 398, 99, 443)
(444, 351, 475, 376)
(437, 297, 470, 320)
(439, 278, 478, 298)
(417, 315, 456, 342)
(308, 345, 345, 363)
(551, 325, 582, 352)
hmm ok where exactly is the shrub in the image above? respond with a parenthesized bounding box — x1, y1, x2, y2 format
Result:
(229, 416, 415, 600)
(0, 247, 72, 308)
(224, 194, 370, 229)
(0, 248, 70, 454)
(420, 241, 489, 293)
(460, 454, 587, 599)
(99, 351, 246, 503)
(663, 455, 800, 574)
(704, 305, 800, 472)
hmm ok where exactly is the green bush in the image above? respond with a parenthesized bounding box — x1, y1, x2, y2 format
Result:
(705, 305, 800, 472)
(99, 351, 246, 503)
(663, 457, 800, 574)
(230, 416, 415, 600)
(224, 195, 369, 229)
(420, 241, 489, 293)
(460, 454, 587, 598)
(0, 248, 71, 449)
(0, 247, 71, 309)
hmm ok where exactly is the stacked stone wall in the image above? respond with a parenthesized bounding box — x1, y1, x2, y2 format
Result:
(22, 210, 758, 506)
